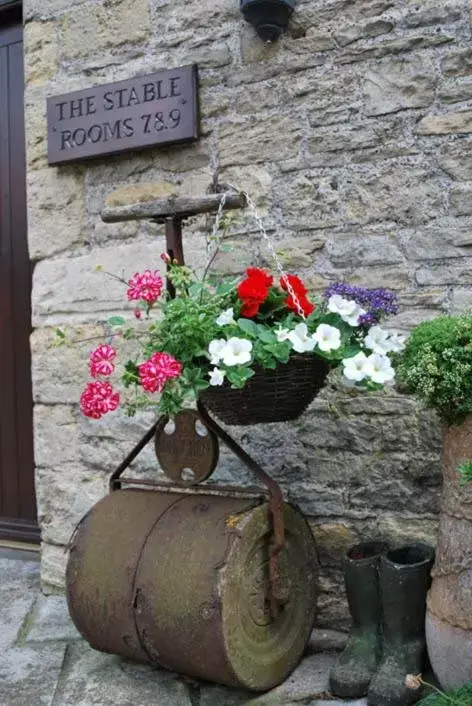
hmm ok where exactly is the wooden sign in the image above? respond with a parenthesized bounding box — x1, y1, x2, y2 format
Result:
(47, 65, 199, 165)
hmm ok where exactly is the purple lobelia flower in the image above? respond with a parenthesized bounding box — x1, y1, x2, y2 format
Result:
(323, 283, 398, 323)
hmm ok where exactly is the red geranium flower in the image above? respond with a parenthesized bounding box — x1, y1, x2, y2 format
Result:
(89, 344, 116, 378)
(286, 293, 315, 317)
(80, 381, 120, 419)
(246, 267, 273, 287)
(280, 274, 307, 296)
(237, 268, 273, 318)
(138, 352, 182, 393)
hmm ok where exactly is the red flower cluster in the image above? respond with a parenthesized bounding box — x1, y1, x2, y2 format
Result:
(138, 352, 183, 393)
(80, 381, 120, 419)
(237, 267, 273, 317)
(89, 344, 116, 378)
(280, 275, 315, 317)
(127, 270, 164, 305)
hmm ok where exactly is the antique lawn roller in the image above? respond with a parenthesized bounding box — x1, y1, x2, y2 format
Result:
(66, 192, 319, 691)
(66, 409, 319, 691)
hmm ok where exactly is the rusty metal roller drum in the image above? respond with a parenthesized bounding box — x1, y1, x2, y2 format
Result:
(66, 488, 319, 691)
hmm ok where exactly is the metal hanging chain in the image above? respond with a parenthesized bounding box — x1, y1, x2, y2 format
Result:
(205, 192, 227, 260)
(220, 183, 307, 321)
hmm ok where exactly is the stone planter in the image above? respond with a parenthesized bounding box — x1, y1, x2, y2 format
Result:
(426, 416, 472, 690)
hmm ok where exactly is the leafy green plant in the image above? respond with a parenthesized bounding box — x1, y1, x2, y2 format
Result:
(395, 314, 472, 425)
(457, 460, 472, 486)
(417, 681, 472, 705)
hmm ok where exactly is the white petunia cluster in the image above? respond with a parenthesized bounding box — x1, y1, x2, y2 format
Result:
(207, 337, 253, 385)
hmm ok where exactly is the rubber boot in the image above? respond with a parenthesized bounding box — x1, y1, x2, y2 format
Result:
(329, 542, 387, 699)
(368, 543, 435, 706)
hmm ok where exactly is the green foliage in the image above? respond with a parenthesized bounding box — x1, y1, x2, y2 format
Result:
(395, 314, 472, 425)
(418, 682, 472, 705)
(457, 460, 472, 486)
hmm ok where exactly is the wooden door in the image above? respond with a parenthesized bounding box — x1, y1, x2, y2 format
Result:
(0, 6, 39, 543)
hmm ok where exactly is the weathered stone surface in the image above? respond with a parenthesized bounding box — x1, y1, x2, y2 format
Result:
(416, 261, 472, 286)
(31, 241, 167, 326)
(36, 464, 108, 545)
(24, 87, 48, 170)
(344, 165, 444, 225)
(452, 287, 472, 312)
(24, 20, 58, 86)
(246, 653, 336, 705)
(337, 35, 453, 64)
(0, 644, 66, 706)
(311, 522, 359, 568)
(450, 185, 472, 216)
(401, 0, 463, 29)
(363, 57, 436, 116)
(104, 181, 178, 207)
(0, 558, 40, 650)
(335, 20, 393, 48)
(437, 139, 472, 180)
(40, 543, 67, 594)
(25, 595, 80, 643)
(28, 168, 86, 260)
(219, 116, 303, 166)
(277, 173, 340, 230)
(326, 232, 403, 266)
(25, 0, 87, 20)
(439, 81, 472, 104)
(442, 49, 472, 78)
(59, 0, 151, 59)
(416, 109, 472, 135)
(52, 642, 192, 706)
(401, 220, 472, 259)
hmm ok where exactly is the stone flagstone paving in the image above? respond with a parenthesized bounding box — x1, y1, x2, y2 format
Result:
(0, 551, 365, 706)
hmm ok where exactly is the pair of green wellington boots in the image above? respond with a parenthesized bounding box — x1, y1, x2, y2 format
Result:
(329, 542, 435, 705)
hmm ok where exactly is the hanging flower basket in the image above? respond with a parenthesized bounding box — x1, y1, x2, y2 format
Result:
(75, 190, 404, 427)
(200, 354, 331, 425)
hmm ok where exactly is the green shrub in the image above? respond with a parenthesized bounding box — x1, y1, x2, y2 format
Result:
(395, 314, 472, 425)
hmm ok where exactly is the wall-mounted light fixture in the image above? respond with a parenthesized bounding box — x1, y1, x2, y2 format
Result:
(240, 0, 296, 42)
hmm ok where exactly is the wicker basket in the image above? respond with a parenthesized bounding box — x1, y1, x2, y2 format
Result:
(199, 354, 330, 426)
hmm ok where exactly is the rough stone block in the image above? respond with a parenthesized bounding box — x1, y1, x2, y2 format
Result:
(450, 185, 472, 216)
(36, 464, 108, 545)
(28, 167, 86, 260)
(25, 595, 80, 643)
(277, 173, 340, 230)
(0, 644, 66, 706)
(452, 287, 472, 312)
(416, 109, 472, 135)
(24, 20, 58, 86)
(377, 514, 439, 547)
(25, 87, 48, 170)
(310, 522, 359, 567)
(40, 542, 67, 594)
(437, 139, 472, 180)
(31, 240, 168, 326)
(219, 116, 303, 166)
(402, 220, 472, 259)
(344, 165, 444, 225)
(52, 642, 192, 706)
(400, 0, 463, 28)
(416, 262, 472, 286)
(337, 35, 453, 65)
(246, 653, 336, 705)
(34, 405, 78, 467)
(443, 49, 472, 77)
(326, 232, 403, 267)
(31, 325, 103, 404)
(363, 57, 436, 116)
(59, 0, 151, 60)
(0, 558, 40, 650)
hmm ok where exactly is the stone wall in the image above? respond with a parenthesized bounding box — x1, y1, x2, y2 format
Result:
(24, 0, 472, 627)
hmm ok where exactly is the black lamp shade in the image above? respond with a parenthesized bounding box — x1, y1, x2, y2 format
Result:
(240, 0, 296, 41)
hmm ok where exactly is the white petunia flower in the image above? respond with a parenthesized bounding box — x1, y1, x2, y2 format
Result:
(216, 308, 235, 326)
(328, 294, 358, 318)
(208, 339, 227, 365)
(287, 323, 316, 353)
(313, 324, 341, 352)
(364, 325, 391, 355)
(363, 353, 395, 384)
(343, 352, 369, 382)
(386, 332, 406, 354)
(209, 368, 226, 386)
(276, 327, 291, 343)
(342, 304, 367, 327)
(221, 337, 253, 366)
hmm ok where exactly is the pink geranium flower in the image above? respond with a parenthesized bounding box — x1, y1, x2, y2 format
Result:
(127, 270, 164, 305)
(89, 344, 116, 378)
(138, 352, 182, 393)
(80, 381, 120, 419)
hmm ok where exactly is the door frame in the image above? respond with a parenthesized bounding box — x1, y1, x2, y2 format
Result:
(0, 0, 40, 544)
